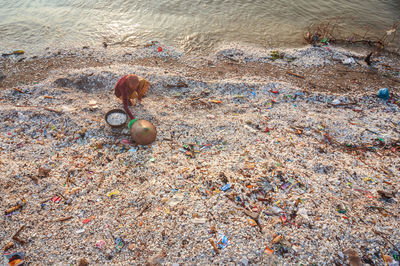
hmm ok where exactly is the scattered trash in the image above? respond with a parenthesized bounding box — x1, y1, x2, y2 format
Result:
(272, 235, 283, 245)
(88, 100, 98, 108)
(157, 46, 163, 52)
(4, 252, 24, 266)
(270, 50, 284, 61)
(378, 88, 390, 100)
(191, 218, 207, 224)
(264, 246, 274, 255)
(221, 184, 232, 191)
(115, 237, 125, 252)
(384, 254, 400, 266)
(107, 190, 120, 197)
(51, 195, 61, 203)
(95, 240, 106, 249)
(1, 45, 399, 265)
(217, 233, 228, 249)
(75, 229, 85, 234)
(248, 218, 257, 227)
(3, 243, 14, 252)
(337, 204, 348, 214)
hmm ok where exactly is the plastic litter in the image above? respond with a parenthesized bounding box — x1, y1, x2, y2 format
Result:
(221, 184, 232, 191)
(107, 190, 120, 197)
(217, 234, 228, 249)
(4, 252, 24, 266)
(95, 240, 106, 249)
(378, 88, 390, 100)
(115, 237, 125, 252)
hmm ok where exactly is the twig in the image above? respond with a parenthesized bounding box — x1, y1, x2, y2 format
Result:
(28, 174, 39, 184)
(98, 175, 104, 188)
(208, 238, 220, 254)
(12, 225, 27, 244)
(166, 81, 188, 88)
(5, 204, 23, 215)
(380, 246, 388, 266)
(359, 218, 400, 254)
(328, 102, 358, 107)
(57, 192, 67, 200)
(40, 197, 53, 204)
(286, 71, 305, 79)
(15, 105, 62, 114)
(4, 242, 14, 252)
(374, 229, 400, 254)
(136, 203, 151, 218)
(54, 216, 73, 222)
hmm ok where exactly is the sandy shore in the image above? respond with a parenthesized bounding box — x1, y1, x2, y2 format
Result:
(1, 44, 400, 265)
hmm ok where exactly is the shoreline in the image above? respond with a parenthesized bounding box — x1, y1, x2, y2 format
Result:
(1, 44, 400, 265)
(1, 43, 400, 95)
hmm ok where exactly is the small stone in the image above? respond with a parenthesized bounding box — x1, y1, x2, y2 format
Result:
(146, 250, 166, 265)
(270, 206, 283, 215)
(0, 70, 5, 81)
(240, 257, 249, 266)
(344, 248, 362, 266)
(297, 208, 309, 219)
(342, 57, 355, 65)
(377, 190, 395, 198)
(78, 258, 89, 266)
(128, 243, 135, 250)
(75, 229, 85, 234)
(244, 209, 259, 220)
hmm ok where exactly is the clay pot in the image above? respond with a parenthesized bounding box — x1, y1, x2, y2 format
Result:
(130, 120, 157, 145)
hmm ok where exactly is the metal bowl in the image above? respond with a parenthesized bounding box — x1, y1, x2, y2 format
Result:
(105, 109, 128, 128)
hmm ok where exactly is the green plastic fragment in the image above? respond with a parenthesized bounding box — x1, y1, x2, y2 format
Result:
(128, 119, 138, 129)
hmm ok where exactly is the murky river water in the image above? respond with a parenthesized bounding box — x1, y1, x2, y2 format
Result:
(0, 0, 399, 54)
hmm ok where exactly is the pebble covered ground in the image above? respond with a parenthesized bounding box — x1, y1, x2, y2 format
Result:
(0, 45, 400, 265)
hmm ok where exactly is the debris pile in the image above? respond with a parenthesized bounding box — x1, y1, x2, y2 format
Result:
(1, 46, 399, 264)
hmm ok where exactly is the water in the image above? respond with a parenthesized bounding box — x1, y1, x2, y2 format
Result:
(0, 0, 399, 54)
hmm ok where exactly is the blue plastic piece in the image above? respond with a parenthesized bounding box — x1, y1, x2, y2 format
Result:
(378, 88, 390, 100)
(221, 184, 231, 192)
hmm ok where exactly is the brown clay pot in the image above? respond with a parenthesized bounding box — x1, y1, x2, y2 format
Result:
(130, 120, 157, 145)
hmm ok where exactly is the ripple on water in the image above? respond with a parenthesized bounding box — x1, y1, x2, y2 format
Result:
(0, 0, 399, 54)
